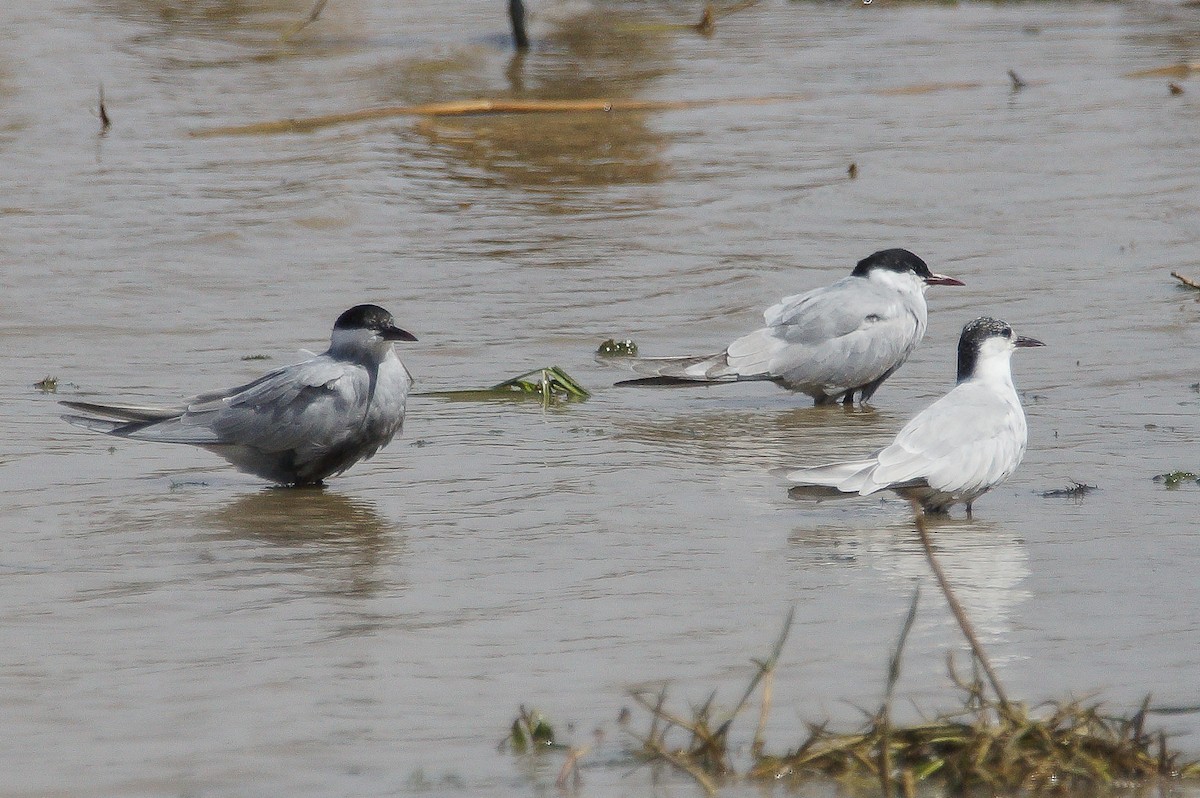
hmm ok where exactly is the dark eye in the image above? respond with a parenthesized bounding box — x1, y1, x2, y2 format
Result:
(1002, 325, 1013, 337)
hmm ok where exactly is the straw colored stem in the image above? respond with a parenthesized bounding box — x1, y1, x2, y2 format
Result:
(1171, 271, 1200, 290)
(910, 501, 1011, 714)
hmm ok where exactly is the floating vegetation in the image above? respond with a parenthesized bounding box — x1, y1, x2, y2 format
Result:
(1154, 471, 1199, 488)
(1008, 68, 1028, 90)
(1039, 480, 1097, 499)
(491, 367, 590, 404)
(596, 338, 638, 357)
(503, 705, 598, 789)
(419, 366, 589, 406)
(502, 705, 559, 755)
(240, 353, 272, 361)
(33, 375, 58, 393)
(513, 505, 1200, 796)
(847, 161, 858, 179)
(1169, 82, 1185, 96)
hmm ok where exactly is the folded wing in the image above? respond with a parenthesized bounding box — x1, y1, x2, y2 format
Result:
(62, 357, 365, 453)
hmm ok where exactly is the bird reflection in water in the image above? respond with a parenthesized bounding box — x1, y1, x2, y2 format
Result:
(392, 4, 673, 199)
(203, 489, 404, 599)
(611, 403, 897, 470)
(788, 515, 1031, 649)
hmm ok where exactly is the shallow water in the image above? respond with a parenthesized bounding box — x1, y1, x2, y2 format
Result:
(3, 1, 1200, 795)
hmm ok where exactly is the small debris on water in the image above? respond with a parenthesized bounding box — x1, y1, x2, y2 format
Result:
(1039, 480, 1097, 499)
(847, 162, 858, 179)
(1154, 471, 1199, 488)
(502, 705, 558, 754)
(1169, 82, 1185, 96)
(169, 480, 210, 491)
(596, 338, 638, 357)
(241, 354, 272, 361)
(34, 375, 58, 393)
(98, 84, 111, 133)
(1008, 69, 1028, 90)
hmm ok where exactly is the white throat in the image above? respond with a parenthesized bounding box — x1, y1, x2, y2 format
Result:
(968, 341, 1017, 389)
(869, 269, 928, 299)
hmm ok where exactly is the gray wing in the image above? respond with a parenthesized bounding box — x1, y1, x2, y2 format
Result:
(111, 357, 365, 451)
(185, 357, 368, 452)
(854, 383, 1026, 495)
(60, 400, 182, 423)
(725, 277, 924, 391)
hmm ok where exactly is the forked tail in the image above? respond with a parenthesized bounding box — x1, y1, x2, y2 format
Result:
(613, 351, 774, 386)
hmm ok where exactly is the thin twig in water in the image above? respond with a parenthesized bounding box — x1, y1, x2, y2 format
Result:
(1125, 61, 1200, 79)
(627, 610, 792, 793)
(910, 500, 1011, 715)
(192, 80, 982, 138)
(98, 83, 111, 132)
(643, 736, 719, 796)
(555, 743, 591, 790)
(751, 665, 773, 760)
(708, 0, 760, 21)
(745, 606, 793, 759)
(726, 605, 794, 726)
(878, 589, 920, 798)
(283, 0, 329, 40)
(191, 94, 812, 137)
(1171, 271, 1200, 290)
(509, 0, 529, 51)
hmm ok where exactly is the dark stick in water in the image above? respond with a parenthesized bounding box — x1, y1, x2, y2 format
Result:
(509, 0, 529, 51)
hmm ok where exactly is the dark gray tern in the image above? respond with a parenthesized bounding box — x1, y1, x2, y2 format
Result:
(780, 317, 1044, 515)
(615, 248, 964, 405)
(61, 304, 417, 486)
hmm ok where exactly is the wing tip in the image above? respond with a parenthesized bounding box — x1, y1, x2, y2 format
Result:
(60, 413, 122, 435)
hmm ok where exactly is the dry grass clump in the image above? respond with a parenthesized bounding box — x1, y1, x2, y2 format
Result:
(626, 607, 793, 794)
(752, 672, 1199, 795)
(505, 505, 1199, 795)
(627, 617, 1199, 797)
(620, 505, 1200, 796)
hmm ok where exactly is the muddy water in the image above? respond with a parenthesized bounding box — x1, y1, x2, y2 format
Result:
(3, 1, 1200, 795)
